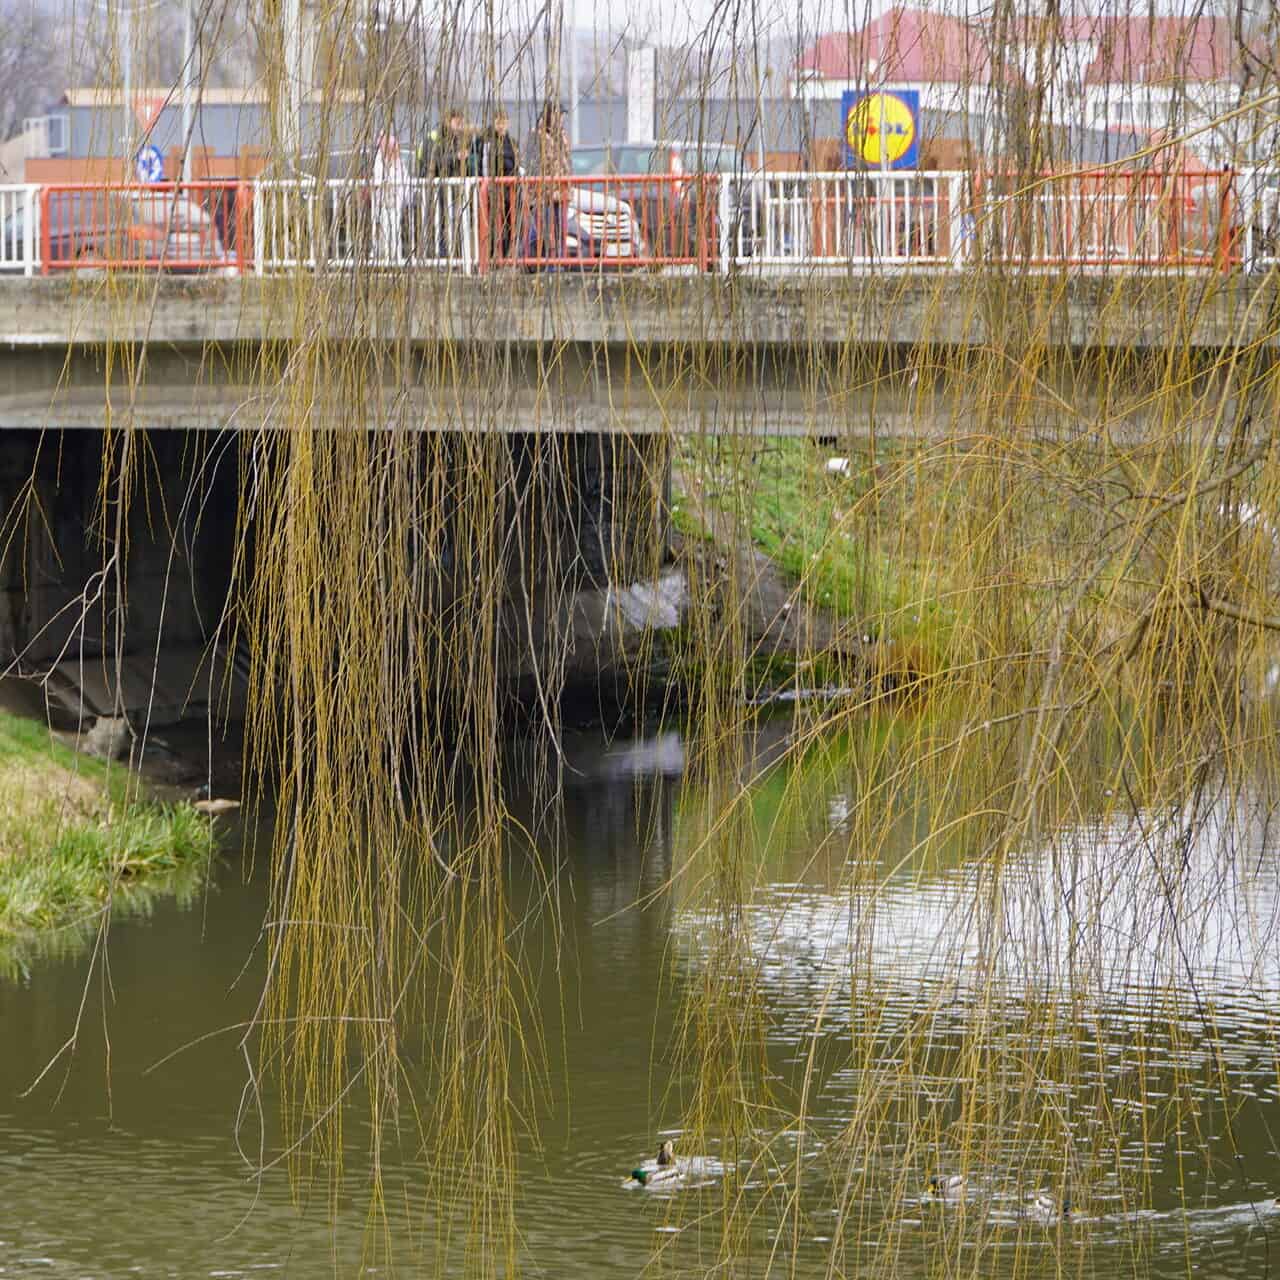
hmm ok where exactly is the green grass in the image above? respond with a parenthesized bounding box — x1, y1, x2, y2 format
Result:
(674, 437, 960, 663)
(0, 710, 215, 968)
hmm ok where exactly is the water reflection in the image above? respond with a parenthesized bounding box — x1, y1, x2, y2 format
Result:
(667, 720, 1280, 1278)
(0, 716, 1276, 1278)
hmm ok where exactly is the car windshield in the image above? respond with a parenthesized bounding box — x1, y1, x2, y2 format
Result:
(613, 146, 657, 173)
(691, 146, 742, 173)
(572, 146, 656, 175)
(571, 149, 608, 175)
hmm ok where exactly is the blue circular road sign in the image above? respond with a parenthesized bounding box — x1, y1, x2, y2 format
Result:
(134, 144, 165, 183)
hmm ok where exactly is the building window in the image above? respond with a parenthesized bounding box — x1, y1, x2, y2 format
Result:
(23, 114, 69, 158)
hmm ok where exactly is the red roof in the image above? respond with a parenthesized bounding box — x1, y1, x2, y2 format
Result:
(800, 9, 1243, 87)
(1007, 13, 1241, 84)
(797, 8, 998, 85)
(1080, 15, 1240, 85)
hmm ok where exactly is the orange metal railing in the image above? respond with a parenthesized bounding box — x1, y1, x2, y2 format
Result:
(972, 169, 1236, 270)
(39, 181, 249, 273)
(477, 174, 717, 272)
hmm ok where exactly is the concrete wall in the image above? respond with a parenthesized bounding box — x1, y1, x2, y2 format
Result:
(0, 425, 668, 725)
(0, 428, 242, 723)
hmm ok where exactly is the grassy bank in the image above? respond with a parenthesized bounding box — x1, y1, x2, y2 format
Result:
(0, 709, 213, 970)
(675, 436, 957, 642)
(672, 432, 1110, 683)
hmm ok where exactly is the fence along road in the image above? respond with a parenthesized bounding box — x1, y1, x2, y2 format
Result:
(0, 168, 1277, 277)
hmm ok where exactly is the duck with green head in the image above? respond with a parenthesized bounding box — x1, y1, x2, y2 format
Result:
(926, 1174, 966, 1202)
(628, 1139, 724, 1189)
(630, 1140, 678, 1186)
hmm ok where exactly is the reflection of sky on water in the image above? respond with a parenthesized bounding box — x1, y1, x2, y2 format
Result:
(676, 787, 1280, 1016)
(666, 743, 1280, 1275)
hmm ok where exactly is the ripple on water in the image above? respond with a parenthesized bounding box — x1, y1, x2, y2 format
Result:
(665, 795, 1280, 1278)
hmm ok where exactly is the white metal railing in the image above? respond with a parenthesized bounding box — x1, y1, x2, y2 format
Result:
(252, 177, 478, 274)
(723, 171, 967, 269)
(1237, 168, 1280, 270)
(0, 184, 40, 275)
(1, 171, 1276, 277)
(1259, 178, 1280, 267)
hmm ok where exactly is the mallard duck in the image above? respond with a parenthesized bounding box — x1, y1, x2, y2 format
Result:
(926, 1174, 966, 1201)
(1026, 1193, 1071, 1224)
(631, 1140, 680, 1187)
(629, 1140, 724, 1188)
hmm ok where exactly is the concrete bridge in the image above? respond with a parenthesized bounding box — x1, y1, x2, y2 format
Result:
(0, 272, 1274, 730)
(1, 273, 1273, 437)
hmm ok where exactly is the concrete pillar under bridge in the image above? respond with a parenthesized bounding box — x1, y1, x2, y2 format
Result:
(0, 427, 671, 730)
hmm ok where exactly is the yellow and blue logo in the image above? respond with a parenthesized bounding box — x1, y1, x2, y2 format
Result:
(841, 90, 919, 170)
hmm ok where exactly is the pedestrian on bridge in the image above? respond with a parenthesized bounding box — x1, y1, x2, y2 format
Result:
(530, 101, 570, 264)
(484, 109, 521, 262)
(371, 132, 410, 262)
(418, 108, 474, 260)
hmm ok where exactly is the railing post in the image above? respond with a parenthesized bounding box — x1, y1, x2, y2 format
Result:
(947, 172, 962, 264)
(1160, 170, 1176, 267)
(252, 180, 265, 274)
(234, 181, 248, 275)
(39, 185, 51, 275)
(1217, 168, 1234, 274)
(1240, 168, 1254, 272)
(476, 177, 490, 275)
(1244, 167, 1263, 273)
(460, 179, 474, 275)
(694, 174, 709, 272)
(23, 184, 37, 276)
(716, 173, 731, 274)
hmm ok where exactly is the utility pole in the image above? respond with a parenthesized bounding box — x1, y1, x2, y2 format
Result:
(121, 2, 132, 165)
(283, 0, 303, 161)
(568, 3, 580, 146)
(181, 0, 198, 180)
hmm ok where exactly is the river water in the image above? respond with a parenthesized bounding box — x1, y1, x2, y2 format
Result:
(2, 715, 1278, 1278)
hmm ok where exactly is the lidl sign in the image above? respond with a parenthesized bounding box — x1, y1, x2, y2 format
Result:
(841, 90, 919, 170)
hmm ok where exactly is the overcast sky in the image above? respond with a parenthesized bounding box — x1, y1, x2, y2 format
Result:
(414, 0, 1248, 46)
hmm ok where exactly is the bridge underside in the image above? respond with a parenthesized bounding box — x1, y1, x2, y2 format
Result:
(0, 427, 670, 728)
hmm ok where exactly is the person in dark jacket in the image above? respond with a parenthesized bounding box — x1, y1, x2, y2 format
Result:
(418, 108, 471, 258)
(419, 107, 469, 179)
(485, 109, 520, 260)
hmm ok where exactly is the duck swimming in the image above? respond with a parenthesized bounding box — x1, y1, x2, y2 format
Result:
(631, 1140, 680, 1187)
(628, 1140, 724, 1189)
(926, 1174, 966, 1202)
(1026, 1193, 1071, 1224)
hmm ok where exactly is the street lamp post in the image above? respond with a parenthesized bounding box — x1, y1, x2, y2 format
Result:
(181, 0, 197, 180)
(568, 3, 579, 146)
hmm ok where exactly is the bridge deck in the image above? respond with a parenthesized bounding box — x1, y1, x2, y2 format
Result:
(0, 275, 1273, 434)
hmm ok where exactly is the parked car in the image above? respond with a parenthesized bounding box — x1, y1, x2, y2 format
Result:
(523, 184, 647, 265)
(2, 187, 233, 271)
(571, 141, 756, 260)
